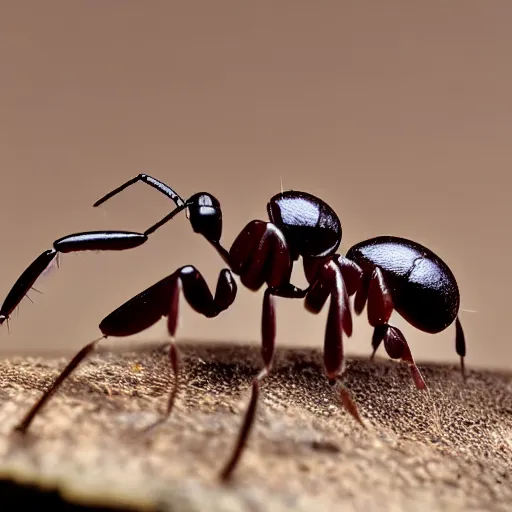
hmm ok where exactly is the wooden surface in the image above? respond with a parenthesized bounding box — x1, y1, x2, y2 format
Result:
(0, 342, 510, 511)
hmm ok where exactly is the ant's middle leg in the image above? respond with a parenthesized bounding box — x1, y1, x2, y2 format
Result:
(219, 258, 367, 482)
(219, 221, 313, 480)
(219, 285, 299, 481)
(304, 259, 365, 426)
(13, 265, 237, 435)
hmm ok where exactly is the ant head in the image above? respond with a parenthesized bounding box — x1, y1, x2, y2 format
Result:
(187, 192, 223, 243)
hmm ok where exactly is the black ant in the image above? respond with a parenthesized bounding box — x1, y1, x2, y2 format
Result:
(0, 174, 466, 480)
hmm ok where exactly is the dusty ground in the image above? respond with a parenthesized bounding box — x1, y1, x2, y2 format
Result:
(0, 341, 510, 511)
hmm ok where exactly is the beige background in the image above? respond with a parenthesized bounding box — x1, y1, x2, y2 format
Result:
(0, 1, 509, 371)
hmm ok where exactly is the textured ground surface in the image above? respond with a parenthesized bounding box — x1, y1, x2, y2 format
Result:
(0, 341, 510, 511)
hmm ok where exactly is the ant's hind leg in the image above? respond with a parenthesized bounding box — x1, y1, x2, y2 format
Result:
(372, 324, 426, 391)
(367, 268, 426, 390)
(455, 316, 466, 379)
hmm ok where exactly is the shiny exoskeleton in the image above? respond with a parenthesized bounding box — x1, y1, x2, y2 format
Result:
(345, 236, 466, 385)
(0, 174, 466, 481)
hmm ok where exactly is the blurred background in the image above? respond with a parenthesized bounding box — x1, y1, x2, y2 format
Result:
(0, 1, 509, 370)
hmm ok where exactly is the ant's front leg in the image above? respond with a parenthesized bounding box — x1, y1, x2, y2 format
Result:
(13, 265, 237, 435)
(0, 231, 149, 326)
(1, 174, 208, 327)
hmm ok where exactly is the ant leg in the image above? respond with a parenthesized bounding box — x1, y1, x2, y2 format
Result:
(105, 265, 236, 422)
(219, 286, 308, 480)
(166, 342, 180, 415)
(306, 260, 352, 372)
(222, 219, 307, 431)
(367, 267, 394, 359)
(220, 221, 314, 481)
(455, 316, 466, 379)
(93, 173, 186, 208)
(372, 324, 426, 390)
(161, 267, 237, 417)
(53, 231, 148, 253)
(228, 220, 306, 292)
(333, 253, 370, 317)
(354, 271, 371, 316)
(13, 273, 177, 435)
(219, 380, 259, 481)
(259, 289, 276, 380)
(0, 231, 149, 327)
(2, 200, 219, 327)
(165, 279, 181, 417)
(332, 254, 364, 415)
(13, 266, 237, 435)
(305, 260, 364, 427)
(334, 255, 363, 297)
(219, 288, 275, 481)
(13, 335, 106, 434)
(0, 250, 57, 326)
(367, 268, 425, 390)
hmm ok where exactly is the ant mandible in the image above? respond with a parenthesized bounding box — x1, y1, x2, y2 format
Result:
(0, 173, 466, 480)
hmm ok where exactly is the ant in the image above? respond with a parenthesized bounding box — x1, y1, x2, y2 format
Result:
(0, 174, 466, 480)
